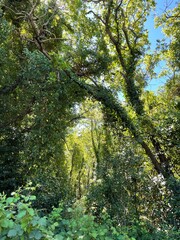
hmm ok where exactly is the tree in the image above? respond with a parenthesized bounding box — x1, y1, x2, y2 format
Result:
(63, 0, 179, 198)
(0, 0, 179, 227)
(0, 0, 86, 205)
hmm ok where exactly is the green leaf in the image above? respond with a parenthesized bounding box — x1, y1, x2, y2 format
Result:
(29, 230, 43, 240)
(6, 210, 13, 219)
(17, 210, 26, 219)
(8, 229, 17, 237)
(38, 217, 47, 227)
(29, 195, 36, 201)
(54, 234, 64, 240)
(117, 235, 127, 240)
(6, 197, 14, 204)
(0, 237, 6, 240)
(27, 208, 34, 216)
(1, 219, 14, 228)
(99, 228, 108, 236)
(105, 237, 112, 240)
(91, 231, 98, 238)
(31, 216, 40, 226)
(1, 219, 9, 228)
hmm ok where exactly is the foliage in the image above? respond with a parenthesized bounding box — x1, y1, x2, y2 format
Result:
(0, 188, 133, 239)
(0, 189, 179, 240)
(29, 169, 71, 213)
(0, 128, 26, 195)
(0, 0, 179, 238)
(0, 187, 48, 240)
(155, 2, 180, 71)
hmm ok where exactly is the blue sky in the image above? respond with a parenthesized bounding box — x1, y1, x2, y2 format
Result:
(145, 0, 177, 92)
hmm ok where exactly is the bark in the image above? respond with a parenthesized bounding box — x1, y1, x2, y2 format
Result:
(71, 76, 178, 188)
(91, 120, 101, 165)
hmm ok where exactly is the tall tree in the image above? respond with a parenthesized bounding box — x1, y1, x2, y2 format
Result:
(62, 0, 179, 194)
(0, 0, 179, 224)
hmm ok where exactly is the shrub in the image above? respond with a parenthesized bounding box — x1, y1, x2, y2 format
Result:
(0, 187, 179, 239)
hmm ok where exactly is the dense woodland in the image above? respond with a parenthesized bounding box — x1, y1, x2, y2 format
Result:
(0, 0, 179, 239)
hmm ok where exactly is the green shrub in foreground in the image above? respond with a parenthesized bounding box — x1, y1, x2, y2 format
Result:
(0, 190, 133, 240)
(0, 189, 179, 239)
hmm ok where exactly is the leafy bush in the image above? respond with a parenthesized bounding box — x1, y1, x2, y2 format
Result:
(0, 188, 133, 239)
(0, 187, 179, 239)
(0, 189, 49, 240)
